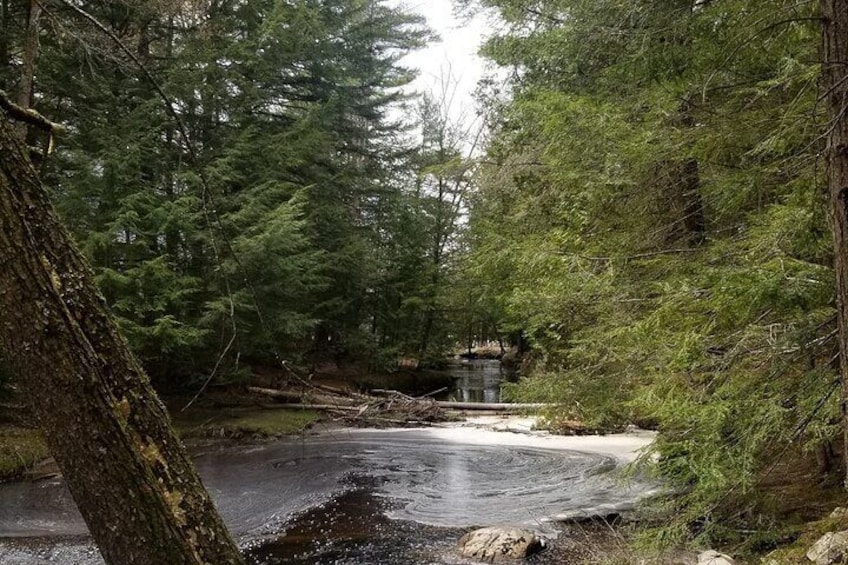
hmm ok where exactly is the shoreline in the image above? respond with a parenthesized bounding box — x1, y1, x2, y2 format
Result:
(0, 419, 659, 565)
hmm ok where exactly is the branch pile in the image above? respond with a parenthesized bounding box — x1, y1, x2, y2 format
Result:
(247, 382, 553, 426)
(246, 384, 447, 426)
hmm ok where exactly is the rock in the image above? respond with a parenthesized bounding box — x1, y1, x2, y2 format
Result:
(697, 550, 735, 565)
(807, 531, 848, 565)
(458, 526, 544, 562)
(832, 508, 848, 520)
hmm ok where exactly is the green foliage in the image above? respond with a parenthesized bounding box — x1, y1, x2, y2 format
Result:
(175, 408, 319, 439)
(463, 0, 835, 548)
(14, 0, 450, 383)
(0, 427, 48, 481)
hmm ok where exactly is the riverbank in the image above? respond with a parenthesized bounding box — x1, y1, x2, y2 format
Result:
(8, 411, 838, 564)
(0, 364, 454, 482)
(4, 396, 842, 564)
(0, 377, 845, 565)
(0, 398, 322, 482)
(0, 422, 656, 565)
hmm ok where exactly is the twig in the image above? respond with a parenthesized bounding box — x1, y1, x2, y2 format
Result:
(371, 388, 415, 401)
(417, 387, 448, 399)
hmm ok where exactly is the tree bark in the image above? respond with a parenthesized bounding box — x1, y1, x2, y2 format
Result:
(0, 115, 244, 564)
(18, 0, 40, 111)
(821, 0, 848, 487)
(0, 0, 10, 85)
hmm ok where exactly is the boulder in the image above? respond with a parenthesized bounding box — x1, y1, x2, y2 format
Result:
(808, 531, 848, 565)
(832, 508, 848, 521)
(458, 526, 544, 562)
(697, 550, 735, 565)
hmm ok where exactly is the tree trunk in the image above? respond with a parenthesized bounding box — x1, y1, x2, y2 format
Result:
(0, 116, 244, 564)
(18, 0, 40, 109)
(0, 0, 10, 85)
(821, 0, 848, 487)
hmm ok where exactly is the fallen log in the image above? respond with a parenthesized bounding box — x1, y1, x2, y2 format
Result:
(246, 386, 303, 402)
(436, 401, 552, 412)
(259, 403, 362, 412)
(247, 386, 556, 416)
(308, 382, 372, 400)
(247, 386, 362, 409)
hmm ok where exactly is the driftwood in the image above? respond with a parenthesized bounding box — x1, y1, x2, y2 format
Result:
(246, 387, 303, 402)
(259, 403, 361, 411)
(318, 384, 372, 400)
(370, 390, 550, 412)
(418, 387, 448, 398)
(247, 384, 444, 424)
(370, 388, 410, 398)
(247, 385, 552, 423)
(436, 401, 551, 412)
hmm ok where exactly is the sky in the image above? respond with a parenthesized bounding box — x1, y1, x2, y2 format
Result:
(391, 0, 492, 132)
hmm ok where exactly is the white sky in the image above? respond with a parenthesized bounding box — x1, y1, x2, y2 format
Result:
(391, 0, 491, 132)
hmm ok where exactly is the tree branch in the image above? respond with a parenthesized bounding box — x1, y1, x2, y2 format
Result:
(0, 89, 64, 134)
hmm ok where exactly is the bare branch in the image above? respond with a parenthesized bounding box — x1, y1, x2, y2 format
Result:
(0, 89, 64, 134)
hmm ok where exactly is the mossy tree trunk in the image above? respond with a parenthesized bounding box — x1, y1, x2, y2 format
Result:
(822, 0, 848, 488)
(0, 115, 245, 564)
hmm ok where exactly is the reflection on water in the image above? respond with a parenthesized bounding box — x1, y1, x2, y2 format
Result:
(0, 428, 653, 565)
(243, 483, 472, 565)
(447, 359, 513, 403)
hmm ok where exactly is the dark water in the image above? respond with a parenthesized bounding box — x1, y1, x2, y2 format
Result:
(0, 428, 652, 564)
(445, 359, 514, 403)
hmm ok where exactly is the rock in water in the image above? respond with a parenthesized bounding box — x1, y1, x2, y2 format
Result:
(808, 532, 848, 565)
(458, 527, 544, 562)
(698, 550, 736, 564)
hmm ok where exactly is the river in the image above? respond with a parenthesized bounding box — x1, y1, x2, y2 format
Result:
(0, 358, 656, 564)
(0, 423, 654, 564)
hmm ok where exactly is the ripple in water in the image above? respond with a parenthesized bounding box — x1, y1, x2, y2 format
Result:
(0, 428, 652, 564)
(357, 442, 623, 529)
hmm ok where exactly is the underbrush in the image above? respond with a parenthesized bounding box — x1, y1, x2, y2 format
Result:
(505, 358, 846, 563)
(0, 426, 48, 481)
(174, 407, 320, 439)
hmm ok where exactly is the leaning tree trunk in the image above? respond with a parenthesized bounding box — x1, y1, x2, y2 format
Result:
(822, 0, 848, 487)
(0, 116, 244, 563)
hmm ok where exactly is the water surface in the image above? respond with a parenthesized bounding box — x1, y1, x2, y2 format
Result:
(0, 426, 654, 564)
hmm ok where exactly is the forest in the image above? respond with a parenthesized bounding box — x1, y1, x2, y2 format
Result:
(2, 0, 848, 564)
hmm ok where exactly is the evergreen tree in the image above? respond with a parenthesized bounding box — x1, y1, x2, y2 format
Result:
(22, 0, 434, 381)
(462, 0, 833, 547)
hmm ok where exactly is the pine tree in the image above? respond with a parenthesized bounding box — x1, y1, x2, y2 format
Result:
(462, 0, 832, 546)
(27, 0, 433, 380)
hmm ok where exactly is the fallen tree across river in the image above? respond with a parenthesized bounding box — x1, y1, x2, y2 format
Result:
(246, 386, 555, 421)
